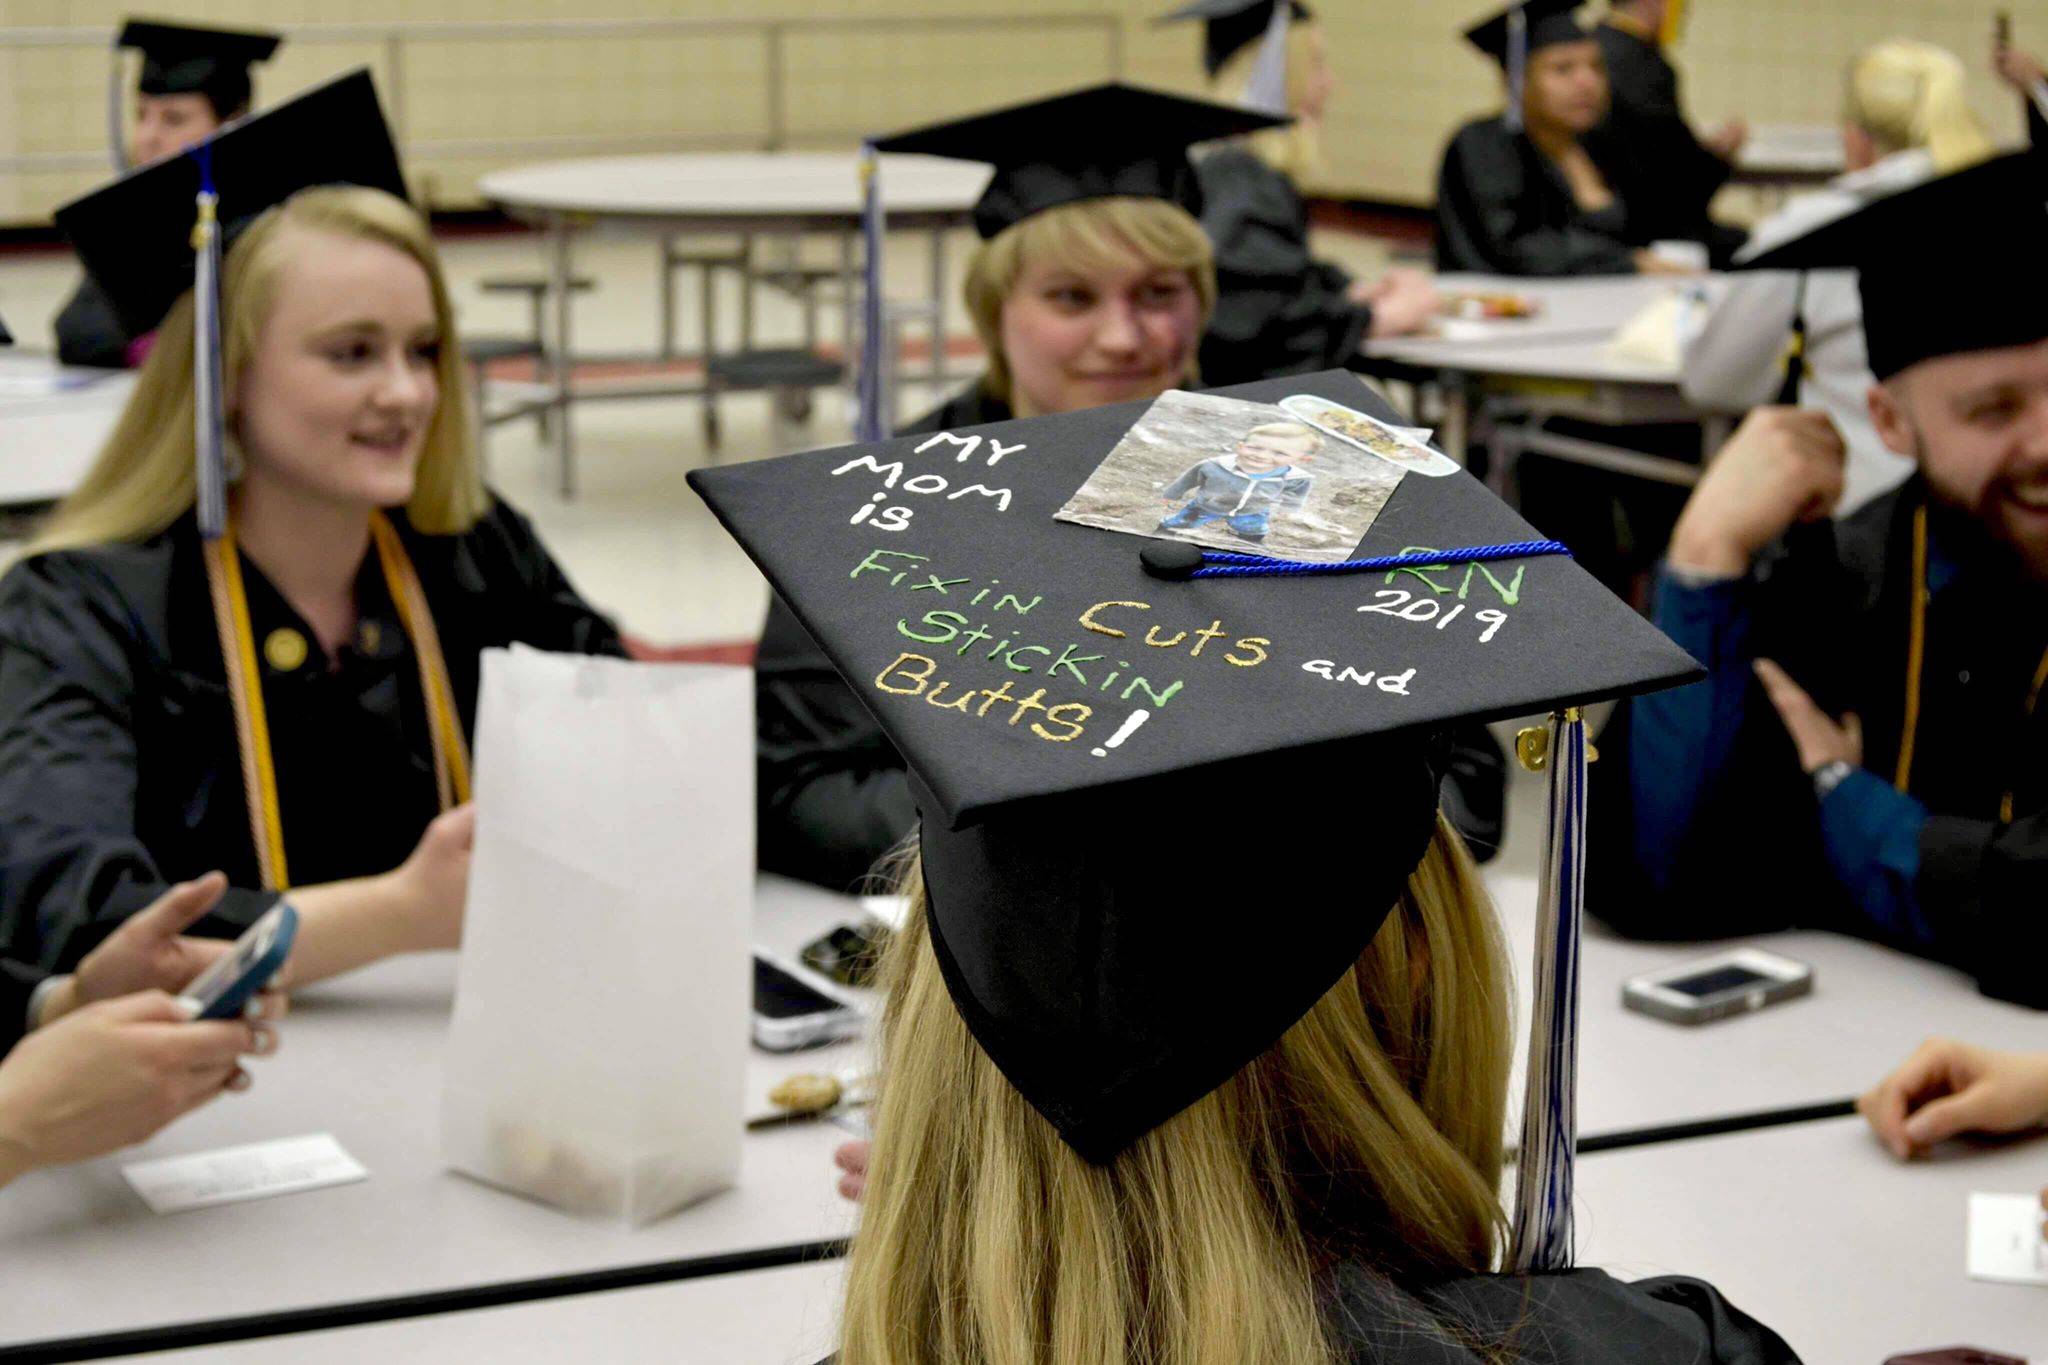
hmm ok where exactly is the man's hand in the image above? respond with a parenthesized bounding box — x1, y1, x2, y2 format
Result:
(1359, 268, 1441, 339)
(1993, 44, 2046, 94)
(1703, 118, 1749, 161)
(1753, 659, 1861, 774)
(1859, 1039, 2048, 1160)
(1669, 408, 1846, 576)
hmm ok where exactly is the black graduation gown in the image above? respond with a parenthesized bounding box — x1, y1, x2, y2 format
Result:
(53, 274, 135, 371)
(0, 499, 625, 971)
(754, 383, 1011, 891)
(1323, 1264, 1800, 1363)
(1593, 23, 1733, 231)
(1194, 146, 1375, 388)
(1434, 116, 1648, 277)
(1591, 479, 2048, 1007)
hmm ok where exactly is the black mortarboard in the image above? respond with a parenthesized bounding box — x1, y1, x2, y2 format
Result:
(690, 371, 1698, 1171)
(56, 69, 408, 342)
(118, 19, 281, 116)
(1158, 0, 1313, 78)
(868, 83, 1285, 240)
(1736, 151, 2048, 381)
(1463, 0, 1591, 66)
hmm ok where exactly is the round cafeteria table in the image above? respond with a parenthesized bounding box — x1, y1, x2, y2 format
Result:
(478, 152, 993, 495)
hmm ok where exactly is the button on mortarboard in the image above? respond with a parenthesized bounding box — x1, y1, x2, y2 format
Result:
(118, 19, 282, 105)
(1463, 0, 1592, 66)
(690, 369, 1699, 1162)
(869, 82, 1287, 240)
(1156, 0, 1313, 78)
(55, 69, 408, 341)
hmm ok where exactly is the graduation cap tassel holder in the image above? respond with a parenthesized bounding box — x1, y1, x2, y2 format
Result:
(1508, 709, 1587, 1273)
(853, 143, 888, 445)
(191, 142, 229, 541)
(1139, 538, 1569, 580)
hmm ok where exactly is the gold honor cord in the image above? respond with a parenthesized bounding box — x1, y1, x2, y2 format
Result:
(204, 510, 471, 891)
(1894, 502, 2046, 824)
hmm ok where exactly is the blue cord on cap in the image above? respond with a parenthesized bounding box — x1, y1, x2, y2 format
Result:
(1140, 539, 1571, 581)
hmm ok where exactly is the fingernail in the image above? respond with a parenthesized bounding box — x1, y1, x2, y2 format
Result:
(173, 996, 202, 1021)
(250, 1029, 276, 1056)
(227, 1071, 251, 1092)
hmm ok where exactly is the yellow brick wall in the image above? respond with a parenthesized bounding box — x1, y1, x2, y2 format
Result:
(0, 0, 2037, 225)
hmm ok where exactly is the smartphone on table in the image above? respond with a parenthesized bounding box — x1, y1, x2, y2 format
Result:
(752, 950, 864, 1052)
(1620, 947, 1811, 1025)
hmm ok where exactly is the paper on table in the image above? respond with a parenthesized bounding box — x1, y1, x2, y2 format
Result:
(122, 1133, 367, 1214)
(1967, 1192, 2048, 1286)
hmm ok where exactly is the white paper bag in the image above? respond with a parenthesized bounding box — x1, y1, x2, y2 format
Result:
(443, 646, 751, 1224)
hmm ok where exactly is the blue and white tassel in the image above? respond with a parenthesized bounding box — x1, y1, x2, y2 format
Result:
(192, 142, 228, 541)
(1508, 707, 1586, 1272)
(852, 142, 888, 445)
(1503, 6, 1530, 136)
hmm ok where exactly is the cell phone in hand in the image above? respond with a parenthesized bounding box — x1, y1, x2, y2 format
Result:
(177, 902, 296, 1021)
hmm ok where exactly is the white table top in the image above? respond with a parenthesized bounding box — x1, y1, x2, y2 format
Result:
(131, 1261, 847, 1364)
(0, 357, 129, 506)
(1365, 274, 1719, 385)
(480, 151, 992, 222)
(0, 874, 866, 1354)
(1488, 870, 2048, 1138)
(1578, 1117, 2047, 1361)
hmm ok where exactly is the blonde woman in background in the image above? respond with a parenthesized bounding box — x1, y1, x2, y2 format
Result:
(1683, 39, 1995, 513)
(0, 96, 622, 981)
(754, 86, 1259, 894)
(1165, 1, 1438, 387)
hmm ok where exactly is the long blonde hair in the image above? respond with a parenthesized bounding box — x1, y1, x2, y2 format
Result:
(33, 185, 486, 554)
(1845, 40, 1994, 175)
(840, 817, 1513, 1365)
(1210, 19, 1329, 184)
(962, 196, 1217, 407)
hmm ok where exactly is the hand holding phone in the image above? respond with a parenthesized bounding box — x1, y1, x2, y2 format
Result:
(178, 903, 297, 1022)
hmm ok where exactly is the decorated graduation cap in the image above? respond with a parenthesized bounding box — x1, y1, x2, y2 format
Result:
(690, 369, 1700, 1268)
(849, 84, 1284, 440)
(1464, 0, 1591, 133)
(1736, 150, 2048, 384)
(1159, 0, 1312, 80)
(56, 68, 407, 538)
(110, 20, 283, 171)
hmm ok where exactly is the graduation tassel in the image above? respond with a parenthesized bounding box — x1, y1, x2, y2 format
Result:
(1508, 708, 1586, 1273)
(1774, 273, 1810, 405)
(106, 37, 129, 174)
(191, 142, 229, 541)
(1503, 6, 1529, 136)
(1240, 0, 1293, 118)
(853, 142, 888, 445)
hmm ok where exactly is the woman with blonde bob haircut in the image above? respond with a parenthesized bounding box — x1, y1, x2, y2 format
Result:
(755, 82, 1271, 896)
(0, 162, 621, 980)
(1685, 39, 1994, 514)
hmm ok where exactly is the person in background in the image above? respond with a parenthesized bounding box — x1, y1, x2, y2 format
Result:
(55, 20, 282, 370)
(1593, 0, 1746, 233)
(1159, 0, 1438, 387)
(1592, 154, 2048, 1008)
(753, 86, 1257, 893)
(1436, 0, 1740, 276)
(0, 78, 623, 980)
(1684, 40, 1994, 515)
